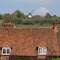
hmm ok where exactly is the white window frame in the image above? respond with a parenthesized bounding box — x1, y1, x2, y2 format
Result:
(38, 47, 47, 55)
(2, 47, 11, 55)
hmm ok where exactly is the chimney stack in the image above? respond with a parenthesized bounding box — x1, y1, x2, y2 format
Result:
(53, 20, 58, 32)
(2, 19, 15, 28)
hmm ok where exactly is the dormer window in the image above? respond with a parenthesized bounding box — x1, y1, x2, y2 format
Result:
(38, 47, 47, 55)
(2, 47, 11, 55)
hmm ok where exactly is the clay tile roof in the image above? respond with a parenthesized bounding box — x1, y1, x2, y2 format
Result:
(0, 27, 60, 56)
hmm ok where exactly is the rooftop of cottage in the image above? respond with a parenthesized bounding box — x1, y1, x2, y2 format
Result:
(0, 20, 60, 57)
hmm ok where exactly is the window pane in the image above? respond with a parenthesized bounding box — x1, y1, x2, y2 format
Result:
(7, 49, 10, 54)
(43, 48, 47, 53)
(3, 49, 6, 54)
(39, 48, 42, 53)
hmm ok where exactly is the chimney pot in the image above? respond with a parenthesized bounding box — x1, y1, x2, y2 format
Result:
(53, 20, 58, 32)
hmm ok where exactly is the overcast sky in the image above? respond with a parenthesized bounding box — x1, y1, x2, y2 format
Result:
(0, 0, 60, 16)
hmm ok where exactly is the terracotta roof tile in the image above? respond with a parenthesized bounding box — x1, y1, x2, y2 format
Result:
(0, 27, 60, 56)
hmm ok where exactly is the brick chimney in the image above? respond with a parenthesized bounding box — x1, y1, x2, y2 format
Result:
(2, 19, 12, 27)
(2, 19, 15, 28)
(53, 20, 58, 32)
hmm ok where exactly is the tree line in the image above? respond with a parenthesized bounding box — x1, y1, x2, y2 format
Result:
(0, 10, 60, 26)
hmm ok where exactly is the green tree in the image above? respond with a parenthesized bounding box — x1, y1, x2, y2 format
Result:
(45, 13, 52, 18)
(22, 19, 35, 25)
(53, 15, 57, 17)
(14, 10, 25, 18)
(3, 13, 12, 20)
(0, 14, 3, 20)
(33, 15, 41, 19)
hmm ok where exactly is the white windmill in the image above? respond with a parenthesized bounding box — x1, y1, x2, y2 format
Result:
(27, 10, 34, 18)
